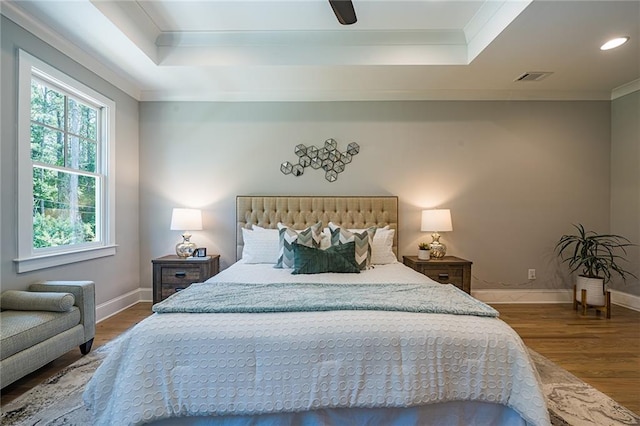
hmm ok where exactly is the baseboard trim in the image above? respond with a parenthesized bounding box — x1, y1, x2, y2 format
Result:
(139, 287, 153, 303)
(96, 288, 154, 322)
(609, 290, 640, 311)
(472, 289, 573, 304)
(95, 289, 142, 323)
(473, 288, 640, 311)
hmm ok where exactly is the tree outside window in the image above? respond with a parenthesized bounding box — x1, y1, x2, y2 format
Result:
(30, 79, 99, 249)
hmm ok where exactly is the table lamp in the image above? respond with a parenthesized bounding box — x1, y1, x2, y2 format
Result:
(170, 208, 202, 258)
(421, 209, 453, 259)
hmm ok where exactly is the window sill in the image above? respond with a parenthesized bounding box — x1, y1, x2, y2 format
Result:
(13, 245, 117, 273)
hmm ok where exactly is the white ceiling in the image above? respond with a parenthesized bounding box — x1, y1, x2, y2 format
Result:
(3, 0, 639, 101)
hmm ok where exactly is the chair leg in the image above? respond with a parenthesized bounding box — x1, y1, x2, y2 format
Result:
(581, 289, 587, 315)
(573, 285, 578, 310)
(80, 338, 94, 355)
(606, 291, 611, 319)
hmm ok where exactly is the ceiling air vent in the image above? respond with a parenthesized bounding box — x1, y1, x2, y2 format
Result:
(514, 72, 553, 82)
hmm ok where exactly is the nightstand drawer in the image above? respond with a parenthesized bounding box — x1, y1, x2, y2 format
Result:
(161, 267, 203, 284)
(420, 267, 463, 287)
(162, 283, 190, 300)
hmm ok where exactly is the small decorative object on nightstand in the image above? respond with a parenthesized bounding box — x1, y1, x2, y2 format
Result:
(417, 242, 430, 260)
(421, 209, 453, 259)
(403, 255, 472, 294)
(152, 254, 219, 304)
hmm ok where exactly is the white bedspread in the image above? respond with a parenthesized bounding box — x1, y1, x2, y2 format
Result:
(83, 262, 550, 426)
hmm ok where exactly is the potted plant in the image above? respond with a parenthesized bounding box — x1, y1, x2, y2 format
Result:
(555, 224, 636, 306)
(418, 242, 430, 260)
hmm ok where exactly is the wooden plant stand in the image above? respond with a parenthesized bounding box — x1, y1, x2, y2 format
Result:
(573, 285, 611, 318)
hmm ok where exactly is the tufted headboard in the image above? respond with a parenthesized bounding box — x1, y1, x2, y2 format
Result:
(236, 196, 398, 261)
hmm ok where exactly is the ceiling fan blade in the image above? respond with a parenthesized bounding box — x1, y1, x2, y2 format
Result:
(329, 0, 357, 25)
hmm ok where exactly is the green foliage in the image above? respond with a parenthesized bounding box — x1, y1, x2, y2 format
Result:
(418, 242, 429, 250)
(33, 212, 95, 248)
(555, 224, 637, 284)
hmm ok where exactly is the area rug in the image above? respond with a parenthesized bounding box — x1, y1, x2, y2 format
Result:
(1, 337, 638, 426)
(527, 349, 639, 426)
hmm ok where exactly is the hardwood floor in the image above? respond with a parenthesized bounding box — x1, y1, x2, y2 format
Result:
(2, 302, 639, 415)
(496, 303, 640, 415)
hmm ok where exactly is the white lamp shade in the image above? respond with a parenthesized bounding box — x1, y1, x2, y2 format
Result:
(170, 208, 202, 231)
(421, 209, 453, 232)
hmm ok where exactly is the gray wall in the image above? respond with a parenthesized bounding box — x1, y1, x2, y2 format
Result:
(139, 100, 613, 292)
(0, 16, 141, 305)
(610, 90, 640, 296)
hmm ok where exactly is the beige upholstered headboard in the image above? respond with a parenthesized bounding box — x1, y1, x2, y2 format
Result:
(236, 196, 399, 261)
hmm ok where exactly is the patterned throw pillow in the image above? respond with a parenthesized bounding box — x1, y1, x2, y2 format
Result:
(337, 225, 397, 264)
(328, 222, 377, 270)
(275, 222, 323, 268)
(292, 242, 360, 274)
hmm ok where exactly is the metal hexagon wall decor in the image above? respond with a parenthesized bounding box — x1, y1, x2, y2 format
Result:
(280, 139, 360, 182)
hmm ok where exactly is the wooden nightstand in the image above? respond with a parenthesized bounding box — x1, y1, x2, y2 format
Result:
(403, 255, 472, 294)
(152, 255, 220, 303)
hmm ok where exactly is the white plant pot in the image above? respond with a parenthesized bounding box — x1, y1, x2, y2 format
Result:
(576, 275, 606, 306)
(418, 250, 430, 260)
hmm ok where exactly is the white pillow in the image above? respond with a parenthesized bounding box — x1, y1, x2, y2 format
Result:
(370, 228, 397, 264)
(320, 228, 332, 249)
(241, 227, 280, 263)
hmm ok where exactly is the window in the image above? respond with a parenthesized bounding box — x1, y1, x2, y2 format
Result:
(15, 50, 116, 273)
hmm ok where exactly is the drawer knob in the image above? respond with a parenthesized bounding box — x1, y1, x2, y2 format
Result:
(175, 271, 186, 278)
(438, 273, 449, 280)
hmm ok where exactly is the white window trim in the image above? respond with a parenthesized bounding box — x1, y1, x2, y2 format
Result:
(14, 50, 116, 273)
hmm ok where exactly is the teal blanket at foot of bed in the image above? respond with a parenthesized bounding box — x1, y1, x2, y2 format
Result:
(152, 281, 499, 317)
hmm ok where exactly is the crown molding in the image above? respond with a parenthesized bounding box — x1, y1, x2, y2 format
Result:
(611, 79, 640, 100)
(1, 1, 141, 100)
(139, 87, 613, 102)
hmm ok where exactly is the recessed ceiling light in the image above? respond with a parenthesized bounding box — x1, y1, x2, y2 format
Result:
(600, 37, 630, 50)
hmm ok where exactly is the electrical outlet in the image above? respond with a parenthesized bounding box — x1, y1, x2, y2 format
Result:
(528, 269, 536, 280)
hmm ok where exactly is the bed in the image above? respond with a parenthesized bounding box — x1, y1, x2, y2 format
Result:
(83, 196, 550, 426)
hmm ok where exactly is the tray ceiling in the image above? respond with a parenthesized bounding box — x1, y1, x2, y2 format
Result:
(2, 0, 638, 101)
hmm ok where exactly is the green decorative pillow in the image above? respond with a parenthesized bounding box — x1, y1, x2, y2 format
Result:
(328, 223, 377, 270)
(292, 242, 360, 274)
(275, 222, 323, 268)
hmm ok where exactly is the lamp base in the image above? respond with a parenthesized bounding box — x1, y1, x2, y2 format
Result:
(429, 232, 447, 259)
(175, 233, 197, 258)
